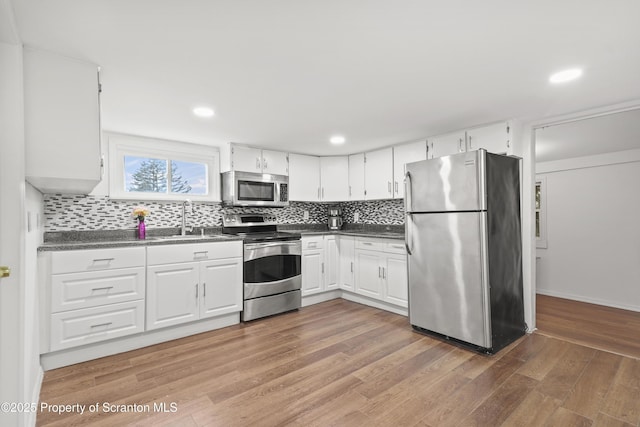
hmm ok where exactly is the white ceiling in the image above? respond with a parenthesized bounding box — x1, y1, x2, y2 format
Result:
(9, 0, 640, 156)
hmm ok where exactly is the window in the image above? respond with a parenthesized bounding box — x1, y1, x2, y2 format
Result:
(108, 133, 220, 201)
(535, 176, 547, 248)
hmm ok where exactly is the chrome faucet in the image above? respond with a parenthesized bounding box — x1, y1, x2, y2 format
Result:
(181, 199, 193, 235)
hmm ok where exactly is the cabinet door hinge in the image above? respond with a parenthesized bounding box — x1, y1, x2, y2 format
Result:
(364, 154, 367, 163)
(98, 83, 102, 94)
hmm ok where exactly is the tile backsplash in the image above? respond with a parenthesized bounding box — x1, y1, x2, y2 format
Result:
(43, 195, 404, 231)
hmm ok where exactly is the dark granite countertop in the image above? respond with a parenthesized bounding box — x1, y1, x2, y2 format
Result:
(38, 224, 404, 251)
(38, 228, 243, 252)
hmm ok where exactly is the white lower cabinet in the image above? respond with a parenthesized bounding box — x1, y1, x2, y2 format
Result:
(43, 247, 147, 352)
(301, 235, 338, 296)
(354, 238, 408, 308)
(146, 242, 243, 330)
(354, 249, 384, 299)
(50, 300, 145, 352)
(338, 236, 355, 291)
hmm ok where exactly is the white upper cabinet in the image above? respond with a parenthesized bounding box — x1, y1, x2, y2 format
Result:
(229, 145, 288, 175)
(24, 47, 102, 194)
(320, 156, 349, 202)
(348, 153, 365, 200)
(261, 149, 289, 175)
(428, 122, 512, 159)
(392, 140, 427, 198)
(364, 147, 393, 200)
(427, 131, 466, 159)
(466, 122, 511, 154)
(288, 153, 321, 201)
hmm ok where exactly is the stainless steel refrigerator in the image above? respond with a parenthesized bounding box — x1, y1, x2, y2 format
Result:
(404, 149, 525, 353)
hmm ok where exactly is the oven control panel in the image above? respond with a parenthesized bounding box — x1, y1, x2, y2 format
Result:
(223, 214, 277, 228)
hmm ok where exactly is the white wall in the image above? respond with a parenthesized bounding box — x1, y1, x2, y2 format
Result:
(536, 149, 640, 312)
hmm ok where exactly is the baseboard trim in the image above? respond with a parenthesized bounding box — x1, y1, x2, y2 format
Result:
(536, 289, 640, 313)
(40, 313, 239, 370)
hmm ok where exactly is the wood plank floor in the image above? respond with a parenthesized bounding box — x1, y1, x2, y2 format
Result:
(536, 294, 640, 360)
(37, 299, 640, 426)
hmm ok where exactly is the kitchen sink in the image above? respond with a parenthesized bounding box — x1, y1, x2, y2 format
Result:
(147, 235, 209, 241)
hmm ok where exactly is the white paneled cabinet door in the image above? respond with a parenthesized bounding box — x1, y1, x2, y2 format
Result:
(354, 250, 383, 299)
(320, 156, 349, 201)
(324, 236, 339, 290)
(262, 149, 289, 175)
(466, 122, 510, 154)
(364, 147, 393, 200)
(384, 254, 408, 307)
(393, 141, 427, 198)
(199, 258, 243, 319)
(338, 236, 355, 291)
(24, 48, 102, 194)
(348, 153, 365, 200)
(231, 146, 263, 172)
(146, 262, 199, 330)
(301, 249, 323, 296)
(428, 131, 466, 159)
(289, 153, 321, 201)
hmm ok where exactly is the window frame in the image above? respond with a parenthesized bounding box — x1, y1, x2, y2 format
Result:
(535, 176, 548, 248)
(108, 133, 220, 201)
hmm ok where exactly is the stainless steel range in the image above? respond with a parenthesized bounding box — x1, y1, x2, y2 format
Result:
(222, 214, 301, 321)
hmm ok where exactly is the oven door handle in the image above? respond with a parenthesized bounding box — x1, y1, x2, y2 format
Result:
(244, 241, 300, 250)
(244, 241, 302, 260)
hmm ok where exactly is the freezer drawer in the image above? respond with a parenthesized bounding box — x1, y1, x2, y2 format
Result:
(407, 211, 491, 348)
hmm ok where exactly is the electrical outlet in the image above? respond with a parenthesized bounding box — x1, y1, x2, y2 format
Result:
(354, 211, 360, 223)
(303, 210, 309, 221)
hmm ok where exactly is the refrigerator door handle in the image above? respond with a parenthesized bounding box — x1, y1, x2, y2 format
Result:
(405, 213, 413, 255)
(404, 171, 413, 255)
(404, 171, 412, 212)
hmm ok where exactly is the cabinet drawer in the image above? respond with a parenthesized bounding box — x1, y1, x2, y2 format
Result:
(51, 267, 145, 313)
(355, 238, 385, 251)
(302, 236, 324, 250)
(147, 241, 243, 266)
(50, 300, 144, 351)
(385, 241, 407, 254)
(51, 247, 145, 274)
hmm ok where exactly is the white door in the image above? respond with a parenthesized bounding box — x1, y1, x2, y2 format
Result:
(0, 42, 27, 423)
(324, 236, 339, 290)
(355, 250, 383, 299)
(348, 153, 365, 200)
(466, 122, 510, 154)
(261, 150, 289, 175)
(289, 153, 321, 201)
(428, 131, 466, 159)
(147, 262, 200, 329)
(384, 254, 408, 307)
(199, 258, 243, 318)
(393, 140, 427, 198)
(320, 156, 349, 201)
(364, 147, 393, 200)
(301, 250, 323, 295)
(232, 146, 263, 172)
(338, 236, 355, 291)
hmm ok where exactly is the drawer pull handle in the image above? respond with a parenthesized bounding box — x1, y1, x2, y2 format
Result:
(92, 286, 114, 292)
(362, 242, 372, 245)
(90, 322, 112, 329)
(92, 258, 114, 263)
(194, 251, 208, 256)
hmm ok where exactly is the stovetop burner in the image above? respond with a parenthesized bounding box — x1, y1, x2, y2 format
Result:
(221, 214, 301, 243)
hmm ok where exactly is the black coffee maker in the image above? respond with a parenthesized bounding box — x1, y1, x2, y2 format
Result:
(327, 205, 343, 230)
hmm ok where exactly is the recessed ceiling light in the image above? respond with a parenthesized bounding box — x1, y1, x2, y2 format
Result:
(330, 135, 345, 145)
(193, 106, 215, 118)
(549, 68, 583, 84)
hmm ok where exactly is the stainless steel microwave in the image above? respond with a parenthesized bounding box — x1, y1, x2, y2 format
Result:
(221, 171, 289, 207)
